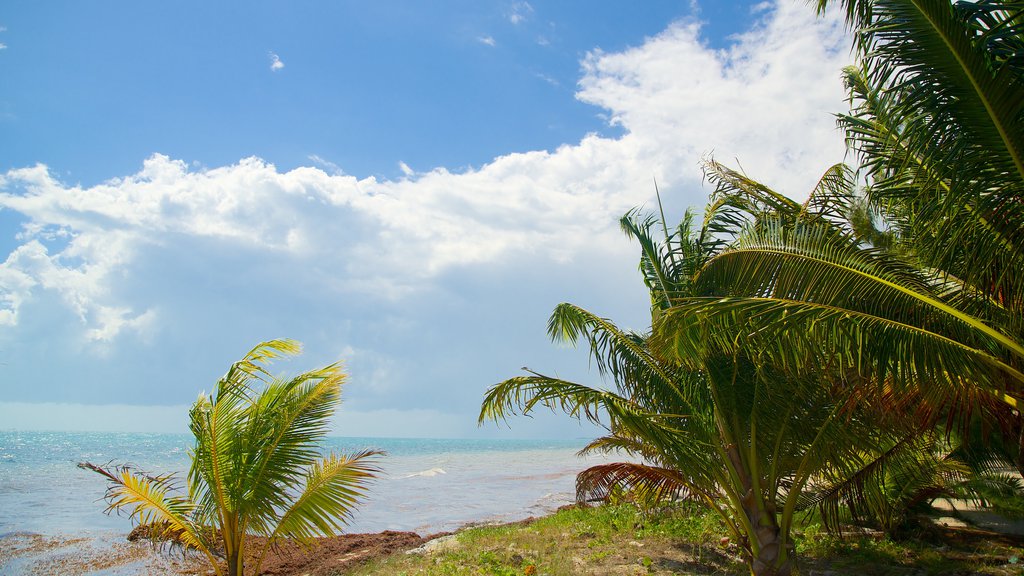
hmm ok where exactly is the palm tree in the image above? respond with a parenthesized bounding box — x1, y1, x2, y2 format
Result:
(659, 0, 1024, 467)
(481, 208, 890, 576)
(81, 339, 382, 576)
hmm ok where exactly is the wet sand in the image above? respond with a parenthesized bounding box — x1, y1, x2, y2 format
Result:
(0, 529, 432, 575)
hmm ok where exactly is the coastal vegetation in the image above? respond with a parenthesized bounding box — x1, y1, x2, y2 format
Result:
(345, 503, 1024, 576)
(481, 1, 1024, 575)
(80, 339, 382, 576)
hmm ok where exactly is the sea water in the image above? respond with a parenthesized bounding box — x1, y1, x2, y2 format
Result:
(0, 431, 613, 574)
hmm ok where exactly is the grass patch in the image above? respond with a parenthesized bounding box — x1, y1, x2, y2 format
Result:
(338, 503, 1024, 575)
(342, 503, 742, 575)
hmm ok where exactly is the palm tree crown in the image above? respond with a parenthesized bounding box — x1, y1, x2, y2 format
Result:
(82, 339, 382, 576)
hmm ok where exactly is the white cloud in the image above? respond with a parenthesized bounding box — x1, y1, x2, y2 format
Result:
(0, 1, 851, 345)
(309, 154, 345, 176)
(575, 1, 849, 196)
(509, 2, 534, 25)
(398, 161, 415, 177)
(534, 72, 559, 87)
(269, 51, 285, 71)
(477, 35, 497, 47)
(0, 43, 7, 51)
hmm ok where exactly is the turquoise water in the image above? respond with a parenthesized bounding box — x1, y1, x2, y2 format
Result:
(0, 431, 606, 537)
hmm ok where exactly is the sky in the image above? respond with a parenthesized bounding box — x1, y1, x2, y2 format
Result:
(0, 1, 853, 438)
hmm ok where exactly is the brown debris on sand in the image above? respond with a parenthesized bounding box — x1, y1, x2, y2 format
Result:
(1, 528, 431, 576)
(243, 531, 426, 575)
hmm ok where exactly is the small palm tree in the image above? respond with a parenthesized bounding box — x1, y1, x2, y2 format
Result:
(81, 339, 382, 576)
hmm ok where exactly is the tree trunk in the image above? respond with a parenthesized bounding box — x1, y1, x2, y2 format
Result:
(227, 551, 241, 576)
(749, 527, 793, 576)
(1016, 412, 1024, 478)
(744, 499, 794, 576)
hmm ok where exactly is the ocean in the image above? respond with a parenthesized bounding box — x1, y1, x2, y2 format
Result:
(0, 431, 612, 575)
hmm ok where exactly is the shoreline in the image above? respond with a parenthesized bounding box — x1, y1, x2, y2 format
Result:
(0, 526, 444, 576)
(0, 509, 544, 576)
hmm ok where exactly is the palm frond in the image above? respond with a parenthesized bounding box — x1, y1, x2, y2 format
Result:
(270, 450, 383, 542)
(239, 368, 344, 534)
(576, 462, 705, 507)
(825, 0, 1024, 310)
(545, 303, 694, 410)
(253, 450, 382, 575)
(78, 462, 215, 560)
(806, 432, 972, 534)
(578, 434, 662, 463)
(700, 159, 803, 243)
(800, 163, 858, 227)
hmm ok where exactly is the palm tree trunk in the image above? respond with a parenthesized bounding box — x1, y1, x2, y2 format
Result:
(226, 551, 241, 576)
(748, 527, 793, 576)
(723, 442, 795, 576)
(1017, 412, 1024, 477)
(743, 497, 793, 576)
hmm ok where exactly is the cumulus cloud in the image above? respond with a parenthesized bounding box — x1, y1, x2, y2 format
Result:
(576, 1, 849, 196)
(477, 35, 497, 47)
(269, 51, 284, 71)
(0, 1, 851, 345)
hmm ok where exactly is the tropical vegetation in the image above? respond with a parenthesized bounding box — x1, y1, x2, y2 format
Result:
(347, 503, 1024, 576)
(481, 1, 1024, 575)
(80, 339, 382, 576)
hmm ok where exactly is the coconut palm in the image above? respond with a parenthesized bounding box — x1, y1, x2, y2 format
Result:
(481, 207, 894, 576)
(659, 0, 1024, 467)
(81, 339, 382, 576)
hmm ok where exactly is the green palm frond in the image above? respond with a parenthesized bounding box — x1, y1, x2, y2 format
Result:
(621, 209, 680, 309)
(824, 0, 1024, 178)
(840, 63, 1024, 312)
(806, 432, 973, 535)
(660, 296, 1023, 409)
(479, 372, 721, 482)
(480, 374, 651, 431)
(265, 449, 383, 540)
(800, 163, 858, 226)
(954, 472, 1024, 513)
(545, 303, 695, 410)
(239, 369, 343, 534)
(701, 159, 803, 242)
(664, 217, 1024, 407)
(823, 0, 1024, 310)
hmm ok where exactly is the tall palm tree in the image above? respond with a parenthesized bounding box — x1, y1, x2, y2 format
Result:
(481, 208, 890, 576)
(81, 339, 382, 576)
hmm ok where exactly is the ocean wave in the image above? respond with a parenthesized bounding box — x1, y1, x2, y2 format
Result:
(402, 467, 447, 479)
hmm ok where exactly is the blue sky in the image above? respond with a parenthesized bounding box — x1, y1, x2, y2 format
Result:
(0, 1, 852, 437)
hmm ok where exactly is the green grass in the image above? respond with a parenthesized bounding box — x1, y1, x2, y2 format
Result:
(341, 503, 740, 576)
(338, 503, 1024, 576)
